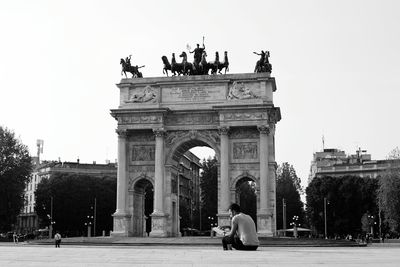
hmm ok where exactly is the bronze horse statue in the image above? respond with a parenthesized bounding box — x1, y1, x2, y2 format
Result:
(179, 51, 193, 75)
(162, 52, 193, 76)
(210, 51, 229, 75)
(161, 55, 172, 76)
(162, 50, 229, 76)
(254, 51, 272, 73)
(199, 51, 211, 75)
(120, 58, 144, 78)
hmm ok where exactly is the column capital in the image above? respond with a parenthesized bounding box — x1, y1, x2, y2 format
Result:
(116, 129, 128, 137)
(257, 125, 270, 135)
(153, 128, 166, 137)
(218, 126, 230, 136)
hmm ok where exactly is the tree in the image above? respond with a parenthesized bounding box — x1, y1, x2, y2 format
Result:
(275, 162, 304, 230)
(0, 126, 33, 231)
(199, 156, 218, 230)
(377, 147, 400, 234)
(35, 173, 116, 237)
(306, 175, 378, 237)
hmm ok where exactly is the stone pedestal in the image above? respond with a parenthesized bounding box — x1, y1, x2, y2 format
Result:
(217, 213, 231, 227)
(257, 212, 274, 237)
(149, 213, 168, 237)
(111, 213, 131, 237)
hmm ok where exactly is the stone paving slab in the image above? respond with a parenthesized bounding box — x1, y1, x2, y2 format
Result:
(26, 236, 363, 247)
(0, 244, 399, 266)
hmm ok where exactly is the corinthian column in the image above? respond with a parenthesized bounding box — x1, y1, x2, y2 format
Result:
(153, 128, 165, 215)
(258, 125, 270, 214)
(219, 127, 230, 214)
(115, 129, 128, 215)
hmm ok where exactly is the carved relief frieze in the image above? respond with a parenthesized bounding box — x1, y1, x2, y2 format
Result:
(117, 114, 163, 125)
(229, 163, 259, 171)
(165, 129, 220, 147)
(129, 131, 155, 142)
(221, 111, 267, 122)
(227, 81, 258, 100)
(165, 113, 219, 126)
(125, 85, 157, 103)
(129, 166, 155, 172)
(229, 128, 259, 139)
(131, 145, 155, 161)
(233, 142, 258, 160)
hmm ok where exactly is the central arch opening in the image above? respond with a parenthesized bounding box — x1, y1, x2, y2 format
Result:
(170, 139, 217, 236)
(235, 177, 257, 228)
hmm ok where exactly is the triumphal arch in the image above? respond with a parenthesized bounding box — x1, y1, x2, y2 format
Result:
(110, 72, 281, 237)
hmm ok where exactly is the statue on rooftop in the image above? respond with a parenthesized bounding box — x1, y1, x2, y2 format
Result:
(120, 55, 145, 78)
(253, 50, 272, 73)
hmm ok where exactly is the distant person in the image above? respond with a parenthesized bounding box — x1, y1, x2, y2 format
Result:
(222, 203, 259, 250)
(13, 232, 18, 244)
(54, 231, 62, 248)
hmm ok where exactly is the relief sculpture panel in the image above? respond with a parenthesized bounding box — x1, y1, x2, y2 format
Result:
(165, 113, 219, 126)
(229, 127, 259, 139)
(233, 142, 258, 160)
(131, 145, 155, 161)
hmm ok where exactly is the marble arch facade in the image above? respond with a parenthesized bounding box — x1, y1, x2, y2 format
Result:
(110, 73, 281, 237)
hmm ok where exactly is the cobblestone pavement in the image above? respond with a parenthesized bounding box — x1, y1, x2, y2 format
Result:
(0, 244, 399, 266)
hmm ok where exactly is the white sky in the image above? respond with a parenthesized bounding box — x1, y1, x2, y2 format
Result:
(1, 0, 399, 190)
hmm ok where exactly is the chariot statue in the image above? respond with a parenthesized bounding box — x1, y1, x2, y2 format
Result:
(120, 55, 145, 78)
(161, 37, 229, 76)
(254, 50, 272, 73)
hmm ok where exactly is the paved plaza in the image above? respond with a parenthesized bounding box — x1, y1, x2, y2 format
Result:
(0, 243, 399, 266)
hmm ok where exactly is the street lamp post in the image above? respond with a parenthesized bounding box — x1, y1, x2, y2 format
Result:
(92, 198, 97, 237)
(282, 198, 286, 237)
(85, 215, 94, 237)
(324, 197, 328, 239)
(290, 215, 299, 238)
(208, 216, 214, 237)
(48, 196, 55, 239)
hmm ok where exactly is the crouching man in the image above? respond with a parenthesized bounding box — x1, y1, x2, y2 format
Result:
(222, 203, 259, 250)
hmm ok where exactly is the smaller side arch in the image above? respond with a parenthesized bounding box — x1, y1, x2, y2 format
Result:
(128, 173, 155, 192)
(230, 172, 259, 191)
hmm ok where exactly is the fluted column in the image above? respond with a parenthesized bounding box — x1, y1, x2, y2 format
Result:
(115, 129, 128, 215)
(219, 127, 230, 213)
(258, 125, 270, 214)
(153, 128, 165, 215)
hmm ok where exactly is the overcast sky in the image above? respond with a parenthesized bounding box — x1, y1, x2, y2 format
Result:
(1, 0, 399, 189)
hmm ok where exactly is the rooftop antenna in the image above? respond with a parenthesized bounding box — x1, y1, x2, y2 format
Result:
(322, 135, 325, 151)
(356, 147, 367, 162)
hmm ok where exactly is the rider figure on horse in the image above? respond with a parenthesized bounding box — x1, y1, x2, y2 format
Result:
(126, 55, 132, 68)
(253, 50, 271, 73)
(190, 37, 206, 65)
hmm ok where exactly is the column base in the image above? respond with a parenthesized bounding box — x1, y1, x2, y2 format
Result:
(217, 213, 231, 227)
(111, 211, 131, 237)
(257, 212, 274, 237)
(149, 213, 168, 237)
